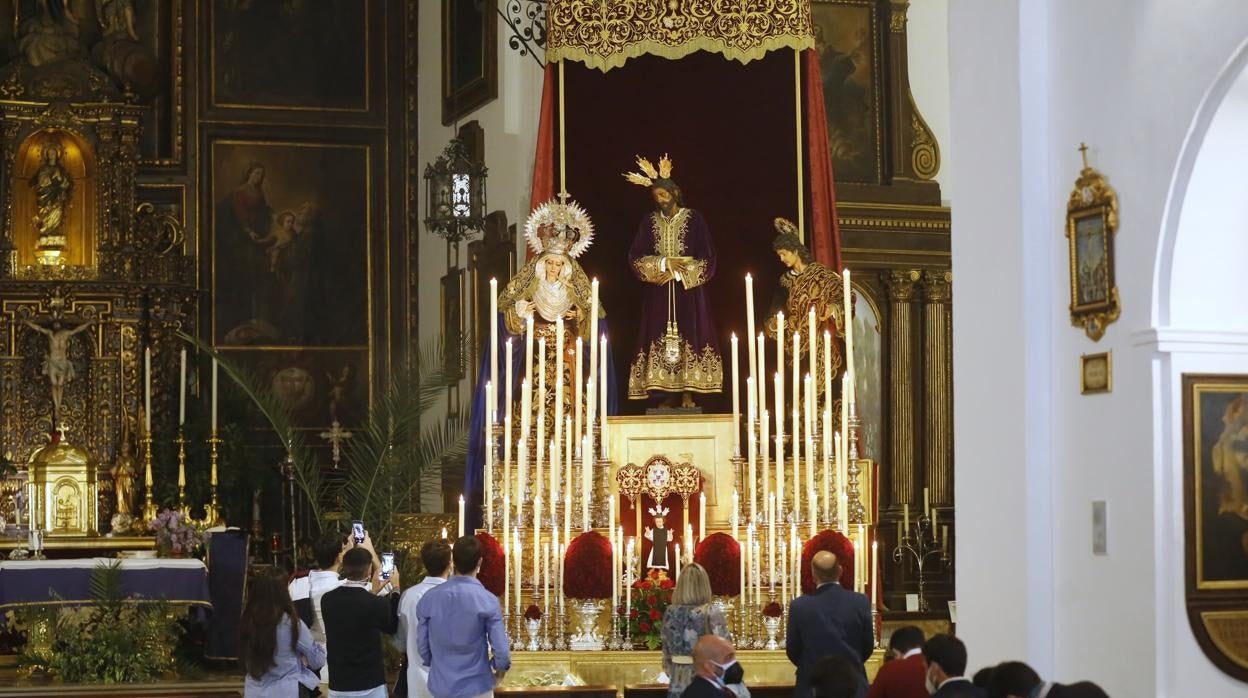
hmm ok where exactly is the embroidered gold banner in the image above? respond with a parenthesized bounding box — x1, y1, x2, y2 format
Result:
(546, 0, 814, 72)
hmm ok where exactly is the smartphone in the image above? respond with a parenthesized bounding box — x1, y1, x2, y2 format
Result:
(380, 551, 395, 580)
(352, 520, 365, 545)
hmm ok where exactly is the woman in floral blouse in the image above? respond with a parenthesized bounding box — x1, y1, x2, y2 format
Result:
(661, 563, 731, 696)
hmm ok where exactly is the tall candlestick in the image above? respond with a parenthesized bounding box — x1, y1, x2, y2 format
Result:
(871, 539, 879, 610)
(532, 500, 541, 590)
(699, 492, 706, 544)
(822, 408, 831, 521)
(178, 349, 187, 425)
(675, 544, 681, 580)
(739, 522, 746, 607)
(806, 374, 815, 529)
(844, 269, 855, 406)
(768, 492, 776, 592)
(808, 307, 817, 397)
(518, 438, 528, 507)
(904, 503, 910, 534)
(942, 525, 949, 553)
(731, 334, 740, 456)
(490, 278, 499, 415)
(565, 418, 573, 543)
(581, 435, 591, 530)
(144, 347, 152, 432)
(485, 383, 494, 530)
(756, 332, 767, 426)
(211, 359, 218, 430)
(543, 540, 551, 612)
(458, 494, 465, 537)
(781, 540, 789, 603)
(924, 487, 931, 518)
(513, 529, 522, 613)
(555, 318, 565, 486)
(732, 489, 740, 541)
(625, 537, 634, 614)
(745, 274, 757, 423)
(589, 279, 599, 433)
(776, 312, 785, 418)
(505, 338, 514, 427)
(537, 340, 547, 519)
(761, 409, 771, 511)
(775, 372, 784, 516)
(600, 333, 609, 457)
(609, 496, 617, 612)
(748, 424, 758, 524)
(574, 337, 583, 452)
(525, 315, 535, 397)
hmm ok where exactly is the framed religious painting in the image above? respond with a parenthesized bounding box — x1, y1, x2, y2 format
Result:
(809, 0, 883, 183)
(1080, 352, 1112, 394)
(1066, 144, 1120, 341)
(1183, 374, 1248, 682)
(442, 0, 498, 125)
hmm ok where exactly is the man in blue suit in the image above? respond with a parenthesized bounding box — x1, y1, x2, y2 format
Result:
(787, 550, 874, 698)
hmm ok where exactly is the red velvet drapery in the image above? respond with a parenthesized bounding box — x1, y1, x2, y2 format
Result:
(528, 49, 841, 414)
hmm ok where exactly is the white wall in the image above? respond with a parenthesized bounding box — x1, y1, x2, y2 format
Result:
(417, 7, 544, 509)
(949, 0, 1248, 695)
(907, 0, 951, 197)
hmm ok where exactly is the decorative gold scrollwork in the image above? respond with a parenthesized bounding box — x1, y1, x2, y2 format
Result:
(1065, 144, 1120, 341)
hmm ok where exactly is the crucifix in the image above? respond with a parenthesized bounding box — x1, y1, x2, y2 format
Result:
(319, 420, 353, 468)
(1078, 142, 1090, 170)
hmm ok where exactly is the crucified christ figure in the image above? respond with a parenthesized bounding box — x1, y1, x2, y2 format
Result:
(24, 318, 93, 424)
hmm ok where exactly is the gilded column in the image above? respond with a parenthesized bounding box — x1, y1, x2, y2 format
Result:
(922, 271, 953, 505)
(886, 270, 920, 504)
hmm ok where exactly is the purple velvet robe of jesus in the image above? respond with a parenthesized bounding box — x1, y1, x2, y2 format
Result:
(627, 207, 723, 399)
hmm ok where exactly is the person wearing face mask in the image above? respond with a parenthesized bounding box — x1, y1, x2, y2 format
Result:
(681, 635, 746, 698)
(986, 661, 1110, 698)
(920, 635, 984, 697)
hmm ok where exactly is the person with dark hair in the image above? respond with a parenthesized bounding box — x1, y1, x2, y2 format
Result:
(417, 535, 511, 698)
(812, 655, 866, 698)
(622, 154, 723, 408)
(971, 666, 995, 690)
(787, 551, 874, 698)
(289, 529, 350, 640)
(398, 540, 453, 698)
(867, 625, 928, 698)
(320, 547, 401, 698)
(988, 661, 1110, 698)
(921, 635, 983, 697)
(766, 217, 848, 380)
(240, 567, 326, 697)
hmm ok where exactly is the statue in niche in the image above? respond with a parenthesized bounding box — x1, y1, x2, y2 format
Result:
(23, 317, 93, 424)
(29, 142, 74, 264)
(15, 0, 84, 68)
(111, 406, 137, 517)
(623, 155, 723, 408)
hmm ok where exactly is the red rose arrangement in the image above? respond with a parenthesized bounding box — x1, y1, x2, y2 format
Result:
(563, 531, 612, 599)
(524, 604, 543, 621)
(800, 530, 855, 594)
(628, 569, 676, 650)
(693, 532, 741, 596)
(475, 531, 505, 596)
(762, 601, 783, 618)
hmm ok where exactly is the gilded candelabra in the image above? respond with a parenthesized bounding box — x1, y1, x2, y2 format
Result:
(141, 434, 157, 520)
(891, 512, 950, 612)
(175, 430, 189, 517)
(204, 432, 224, 527)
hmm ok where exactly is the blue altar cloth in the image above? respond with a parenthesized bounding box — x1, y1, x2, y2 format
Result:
(0, 557, 212, 612)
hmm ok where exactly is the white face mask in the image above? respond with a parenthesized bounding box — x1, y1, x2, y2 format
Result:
(925, 666, 938, 695)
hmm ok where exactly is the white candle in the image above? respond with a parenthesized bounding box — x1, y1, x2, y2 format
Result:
(745, 274, 757, 420)
(844, 269, 855, 406)
(625, 537, 634, 613)
(555, 317, 565, 489)
(144, 347, 152, 432)
(574, 337, 583, 452)
(588, 279, 599, 431)
(675, 544, 681, 580)
(806, 374, 815, 530)
(458, 494, 465, 537)
(768, 492, 776, 591)
(781, 540, 789, 603)
(924, 487, 931, 518)
(532, 505, 541, 589)
(513, 529, 522, 612)
(756, 332, 767, 426)
(904, 503, 910, 534)
(699, 492, 706, 544)
(942, 525, 949, 552)
(536, 339, 547, 516)
(761, 409, 771, 512)
(609, 499, 617, 611)
(543, 540, 551, 612)
(441, 527, 447, 540)
(776, 312, 785, 419)
(808, 307, 817, 396)
(822, 408, 831, 522)
(731, 489, 740, 541)
(517, 437, 527, 506)
(731, 333, 740, 456)
(565, 417, 573, 542)
(524, 315, 535, 396)
(485, 383, 494, 531)
(748, 420, 757, 524)
(505, 338, 514, 425)
(211, 359, 218, 430)
(775, 372, 784, 517)
(739, 524, 746, 604)
(491, 278, 501, 419)
(871, 539, 879, 610)
(932, 507, 939, 531)
(178, 349, 187, 425)
(581, 435, 591, 530)
(600, 334, 609, 458)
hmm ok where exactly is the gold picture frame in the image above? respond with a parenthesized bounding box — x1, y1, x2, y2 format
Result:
(1066, 144, 1120, 341)
(1080, 352, 1112, 394)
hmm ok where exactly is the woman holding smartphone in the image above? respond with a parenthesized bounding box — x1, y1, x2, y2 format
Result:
(241, 566, 327, 697)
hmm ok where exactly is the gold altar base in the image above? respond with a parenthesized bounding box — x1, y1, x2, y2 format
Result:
(504, 649, 886, 689)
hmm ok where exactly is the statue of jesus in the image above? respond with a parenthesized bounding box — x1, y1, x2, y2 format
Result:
(623, 154, 723, 407)
(24, 317, 93, 423)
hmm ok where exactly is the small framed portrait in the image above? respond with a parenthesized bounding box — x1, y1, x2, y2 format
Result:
(1066, 145, 1120, 341)
(1080, 352, 1112, 394)
(442, 0, 498, 125)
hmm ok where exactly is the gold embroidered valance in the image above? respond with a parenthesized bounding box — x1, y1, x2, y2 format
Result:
(546, 0, 814, 72)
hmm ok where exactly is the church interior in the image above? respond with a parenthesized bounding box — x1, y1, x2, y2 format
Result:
(0, 1, 1245, 696)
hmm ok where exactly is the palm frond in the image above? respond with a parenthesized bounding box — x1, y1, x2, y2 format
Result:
(177, 332, 323, 523)
(89, 560, 124, 612)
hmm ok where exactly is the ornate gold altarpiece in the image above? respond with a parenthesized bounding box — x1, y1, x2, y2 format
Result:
(0, 66, 194, 536)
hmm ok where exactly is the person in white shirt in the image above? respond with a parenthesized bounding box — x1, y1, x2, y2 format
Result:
(395, 540, 452, 698)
